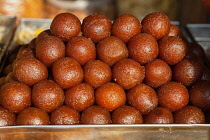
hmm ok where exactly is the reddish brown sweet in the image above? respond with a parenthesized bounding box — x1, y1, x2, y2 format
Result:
(65, 83, 95, 112)
(80, 105, 111, 124)
(189, 42, 206, 61)
(144, 59, 172, 88)
(127, 33, 158, 65)
(111, 14, 141, 43)
(50, 105, 80, 125)
(157, 82, 189, 112)
(82, 13, 111, 43)
(174, 106, 205, 124)
(16, 107, 49, 125)
(141, 12, 170, 40)
(167, 24, 183, 38)
(4, 72, 16, 84)
(112, 105, 143, 124)
(16, 45, 34, 60)
(201, 66, 210, 81)
(0, 81, 31, 113)
(52, 57, 83, 89)
(127, 83, 158, 114)
(13, 57, 48, 86)
(144, 107, 174, 124)
(36, 36, 65, 67)
(96, 36, 128, 66)
(83, 60, 112, 89)
(172, 58, 204, 87)
(66, 36, 96, 65)
(0, 107, 16, 126)
(32, 80, 64, 113)
(158, 36, 188, 65)
(50, 12, 81, 42)
(35, 29, 52, 45)
(28, 38, 36, 49)
(95, 83, 126, 111)
(189, 80, 210, 112)
(112, 59, 145, 90)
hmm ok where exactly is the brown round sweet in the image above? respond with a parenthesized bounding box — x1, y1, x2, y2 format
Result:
(144, 107, 174, 124)
(35, 29, 52, 45)
(189, 42, 206, 61)
(28, 38, 36, 49)
(65, 83, 95, 112)
(174, 106, 205, 124)
(157, 81, 189, 112)
(96, 36, 128, 66)
(83, 60, 111, 89)
(52, 57, 83, 89)
(0, 81, 31, 113)
(95, 83, 126, 111)
(112, 58, 145, 90)
(81, 13, 111, 43)
(127, 83, 158, 114)
(4, 72, 17, 84)
(112, 105, 143, 124)
(36, 36, 65, 67)
(167, 24, 183, 38)
(111, 14, 141, 43)
(172, 58, 204, 87)
(144, 59, 172, 88)
(50, 12, 81, 42)
(158, 36, 188, 65)
(13, 56, 48, 86)
(50, 105, 80, 125)
(16, 45, 34, 60)
(189, 80, 210, 112)
(127, 33, 158, 65)
(80, 105, 111, 124)
(66, 36, 96, 65)
(32, 80, 64, 113)
(141, 12, 170, 40)
(16, 107, 49, 125)
(0, 107, 16, 126)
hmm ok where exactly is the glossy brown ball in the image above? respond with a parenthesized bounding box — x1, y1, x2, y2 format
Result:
(52, 57, 83, 89)
(157, 82, 189, 112)
(66, 36, 96, 65)
(50, 12, 81, 42)
(112, 59, 145, 90)
(127, 83, 158, 114)
(95, 83, 126, 111)
(189, 80, 210, 112)
(0, 81, 31, 113)
(36, 36, 65, 67)
(16, 107, 49, 125)
(144, 107, 174, 124)
(80, 105, 111, 124)
(35, 29, 52, 45)
(112, 105, 143, 124)
(172, 58, 204, 87)
(127, 33, 158, 65)
(82, 13, 111, 43)
(144, 59, 172, 88)
(83, 60, 112, 89)
(50, 105, 80, 125)
(96, 36, 128, 66)
(167, 24, 183, 38)
(111, 14, 141, 43)
(174, 106, 205, 124)
(16, 45, 34, 60)
(0, 107, 16, 126)
(201, 66, 210, 81)
(13, 57, 48, 86)
(65, 83, 95, 112)
(141, 12, 170, 40)
(32, 80, 65, 113)
(158, 36, 188, 65)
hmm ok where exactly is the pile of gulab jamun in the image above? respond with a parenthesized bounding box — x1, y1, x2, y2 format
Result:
(0, 12, 210, 126)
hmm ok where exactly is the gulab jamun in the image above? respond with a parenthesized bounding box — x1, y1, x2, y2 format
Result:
(111, 14, 141, 43)
(95, 82, 126, 111)
(0, 107, 16, 126)
(112, 58, 145, 90)
(52, 57, 83, 89)
(127, 83, 158, 114)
